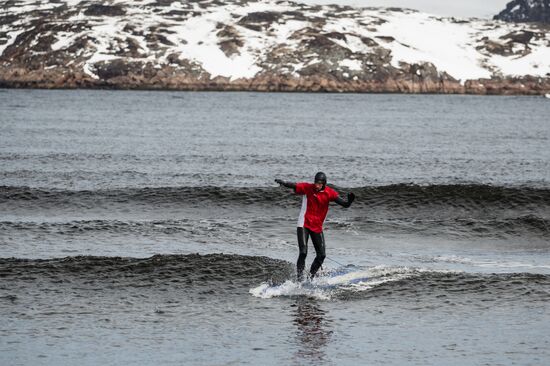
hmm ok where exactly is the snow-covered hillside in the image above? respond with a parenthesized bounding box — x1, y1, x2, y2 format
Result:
(1, 0, 549, 93)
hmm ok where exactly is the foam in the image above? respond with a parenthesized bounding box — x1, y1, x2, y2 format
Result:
(249, 265, 455, 300)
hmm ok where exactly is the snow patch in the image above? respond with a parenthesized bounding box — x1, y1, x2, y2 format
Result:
(51, 32, 79, 51)
(340, 59, 362, 71)
(81, 17, 128, 78)
(376, 13, 493, 82)
(0, 29, 25, 56)
(490, 46, 550, 77)
(169, 9, 261, 80)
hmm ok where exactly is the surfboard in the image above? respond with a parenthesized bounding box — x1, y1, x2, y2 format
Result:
(250, 267, 370, 299)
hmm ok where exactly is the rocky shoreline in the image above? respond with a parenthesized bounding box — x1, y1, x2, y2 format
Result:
(2, 67, 548, 95)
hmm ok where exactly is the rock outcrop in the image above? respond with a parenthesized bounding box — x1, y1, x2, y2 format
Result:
(494, 0, 550, 24)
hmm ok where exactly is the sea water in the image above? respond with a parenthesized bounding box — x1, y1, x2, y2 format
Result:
(1, 90, 549, 365)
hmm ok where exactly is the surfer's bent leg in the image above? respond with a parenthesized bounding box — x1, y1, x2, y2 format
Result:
(297, 227, 309, 281)
(309, 231, 326, 278)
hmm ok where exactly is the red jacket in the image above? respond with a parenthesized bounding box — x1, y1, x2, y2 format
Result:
(295, 182, 339, 233)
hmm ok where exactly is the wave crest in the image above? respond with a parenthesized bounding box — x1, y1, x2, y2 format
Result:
(2, 184, 550, 208)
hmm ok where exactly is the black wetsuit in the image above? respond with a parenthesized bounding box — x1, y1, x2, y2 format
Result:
(297, 227, 325, 281)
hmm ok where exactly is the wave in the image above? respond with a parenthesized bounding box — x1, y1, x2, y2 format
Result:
(251, 265, 550, 303)
(0, 219, 199, 235)
(2, 255, 548, 304)
(2, 214, 549, 240)
(0, 185, 278, 207)
(2, 184, 550, 209)
(327, 215, 550, 239)
(0, 254, 293, 287)
(3, 184, 549, 240)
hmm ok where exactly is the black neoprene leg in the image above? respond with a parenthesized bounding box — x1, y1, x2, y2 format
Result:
(309, 231, 326, 278)
(296, 227, 309, 281)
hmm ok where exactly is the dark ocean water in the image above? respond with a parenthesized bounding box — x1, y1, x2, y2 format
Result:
(1, 90, 549, 365)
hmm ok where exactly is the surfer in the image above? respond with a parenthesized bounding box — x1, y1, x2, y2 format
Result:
(275, 172, 355, 281)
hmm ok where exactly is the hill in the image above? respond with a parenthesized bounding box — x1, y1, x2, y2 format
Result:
(1, 0, 549, 94)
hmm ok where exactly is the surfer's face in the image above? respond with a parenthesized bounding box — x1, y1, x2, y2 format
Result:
(314, 182, 324, 191)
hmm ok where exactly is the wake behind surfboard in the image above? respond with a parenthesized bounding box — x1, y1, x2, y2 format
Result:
(250, 265, 373, 300)
(249, 265, 459, 300)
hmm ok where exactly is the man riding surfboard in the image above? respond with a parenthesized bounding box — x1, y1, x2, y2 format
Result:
(275, 172, 355, 281)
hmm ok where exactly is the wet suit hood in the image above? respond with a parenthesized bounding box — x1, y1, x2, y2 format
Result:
(314, 172, 327, 190)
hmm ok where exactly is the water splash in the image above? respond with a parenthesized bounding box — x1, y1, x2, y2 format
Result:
(250, 265, 457, 300)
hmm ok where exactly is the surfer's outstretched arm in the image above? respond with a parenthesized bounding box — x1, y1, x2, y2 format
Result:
(335, 192, 355, 208)
(275, 179, 297, 190)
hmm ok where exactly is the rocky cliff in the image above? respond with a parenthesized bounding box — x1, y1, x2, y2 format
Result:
(1, 0, 549, 94)
(494, 0, 550, 24)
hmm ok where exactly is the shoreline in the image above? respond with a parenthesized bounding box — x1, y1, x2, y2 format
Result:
(1, 77, 549, 95)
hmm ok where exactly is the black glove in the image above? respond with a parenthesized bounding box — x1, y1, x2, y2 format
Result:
(347, 192, 355, 204)
(275, 179, 296, 189)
